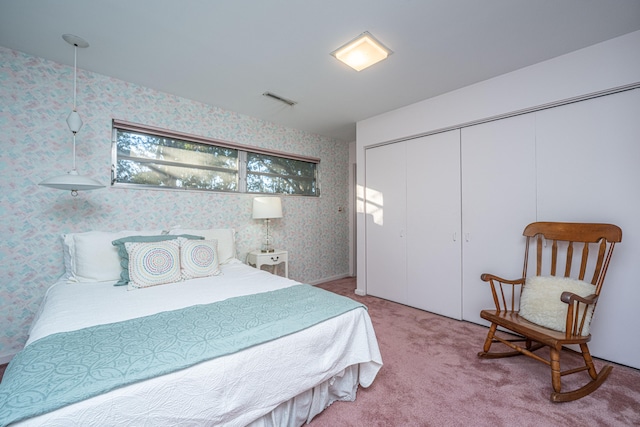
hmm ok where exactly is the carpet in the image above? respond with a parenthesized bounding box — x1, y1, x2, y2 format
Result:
(311, 277, 640, 427)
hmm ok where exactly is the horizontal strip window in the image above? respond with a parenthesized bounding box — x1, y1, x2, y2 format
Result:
(112, 120, 319, 196)
(113, 119, 319, 164)
(247, 153, 317, 195)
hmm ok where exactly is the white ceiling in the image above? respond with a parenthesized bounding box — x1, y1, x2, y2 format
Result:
(1, 0, 640, 142)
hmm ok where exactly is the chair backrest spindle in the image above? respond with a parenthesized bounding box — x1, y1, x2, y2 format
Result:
(564, 242, 573, 277)
(592, 240, 607, 285)
(536, 235, 543, 276)
(579, 242, 590, 280)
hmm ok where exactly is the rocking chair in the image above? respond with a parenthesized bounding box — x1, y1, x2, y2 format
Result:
(478, 222, 622, 402)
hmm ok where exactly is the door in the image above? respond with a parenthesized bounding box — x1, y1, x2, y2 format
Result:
(406, 130, 462, 319)
(365, 142, 408, 303)
(535, 88, 640, 368)
(461, 114, 537, 324)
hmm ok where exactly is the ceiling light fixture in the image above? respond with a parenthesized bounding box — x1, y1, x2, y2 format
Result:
(331, 31, 392, 72)
(39, 34, 105, 197)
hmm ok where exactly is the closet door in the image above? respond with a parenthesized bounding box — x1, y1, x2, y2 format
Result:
(536, 89, 640, 369)
(406, 130, 462, 319)
(365, 142, 407, 304)
(461, 114, 537, 325)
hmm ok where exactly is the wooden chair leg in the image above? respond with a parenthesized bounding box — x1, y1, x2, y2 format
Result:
(580, 343, 598, 380)
(550, 347, 562, 393)
(482, 323, 497, 353)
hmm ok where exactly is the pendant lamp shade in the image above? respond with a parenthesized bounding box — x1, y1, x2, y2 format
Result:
(39, 34, 104, 196)
(39, 171, 105, 192)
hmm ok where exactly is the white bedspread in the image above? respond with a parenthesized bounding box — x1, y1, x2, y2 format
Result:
(14, 261, 382, 426)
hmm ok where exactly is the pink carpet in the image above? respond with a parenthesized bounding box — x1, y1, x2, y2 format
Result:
(311, 278, 640, 427)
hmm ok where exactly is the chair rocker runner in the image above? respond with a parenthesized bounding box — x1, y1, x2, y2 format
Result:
(477, 222, 622, 402)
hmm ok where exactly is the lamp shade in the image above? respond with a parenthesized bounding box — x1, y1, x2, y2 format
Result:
(39, 170, 105, 192)
(252, 197, 283, 219)
(331, 31, 392, 72)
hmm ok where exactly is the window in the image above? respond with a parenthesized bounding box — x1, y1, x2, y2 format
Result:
(246, 153, 317, 195)
(114, 129, 239, 191)
(112, 120, 319, 196)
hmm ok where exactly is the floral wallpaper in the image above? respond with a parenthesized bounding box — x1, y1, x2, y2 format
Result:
(0, 47, 350, 360)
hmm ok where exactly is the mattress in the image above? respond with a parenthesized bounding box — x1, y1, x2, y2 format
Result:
(4, 261, 382, 426)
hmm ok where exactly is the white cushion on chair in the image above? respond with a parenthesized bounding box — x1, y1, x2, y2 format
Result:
(519, 276, 596, 336)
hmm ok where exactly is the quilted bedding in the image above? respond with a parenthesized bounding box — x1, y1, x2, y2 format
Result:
(1, 261, 382, 426)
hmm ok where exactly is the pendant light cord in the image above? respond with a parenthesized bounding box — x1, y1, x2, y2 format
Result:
(72, 44, 78, 171)
(73, 44, 77, 111)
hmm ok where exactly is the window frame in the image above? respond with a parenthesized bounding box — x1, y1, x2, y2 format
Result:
(111, 119, 320, 196)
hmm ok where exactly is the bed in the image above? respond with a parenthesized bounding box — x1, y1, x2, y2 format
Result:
(0, 228, 382, 426)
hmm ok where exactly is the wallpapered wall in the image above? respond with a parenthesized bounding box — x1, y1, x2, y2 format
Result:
(0, 47, 350, 360)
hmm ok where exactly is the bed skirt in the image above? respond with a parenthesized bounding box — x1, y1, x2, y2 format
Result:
(248, 364, 358, 426)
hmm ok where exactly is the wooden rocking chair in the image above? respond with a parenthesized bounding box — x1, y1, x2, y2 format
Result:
(478, 222, 622, 402)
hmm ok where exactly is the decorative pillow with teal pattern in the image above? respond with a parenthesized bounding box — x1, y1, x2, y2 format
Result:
(112, 234, 203, 286)
(179, 238, 221, 280)
(125, 240, 182, 290)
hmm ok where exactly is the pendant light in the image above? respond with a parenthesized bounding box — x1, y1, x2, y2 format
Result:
(39, 34, 104, 197)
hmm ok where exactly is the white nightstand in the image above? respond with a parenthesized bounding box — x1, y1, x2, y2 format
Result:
(247, 249, 289, 278)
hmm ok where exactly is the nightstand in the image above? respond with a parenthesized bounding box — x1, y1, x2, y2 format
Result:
(247, 249, 288, 278)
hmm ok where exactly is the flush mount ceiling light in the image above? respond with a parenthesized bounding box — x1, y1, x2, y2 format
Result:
(39, 34, 105, 196)
(331, 31, 392, 71)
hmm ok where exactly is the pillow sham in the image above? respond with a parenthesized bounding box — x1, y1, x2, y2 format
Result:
(169, 228, 236, 264)
(179, 238, 221, 280)
(112, 234, 204, 286)
(125, 240, 182, 290)
(62, 229, 163, 282)
(519, 276, 596, 336)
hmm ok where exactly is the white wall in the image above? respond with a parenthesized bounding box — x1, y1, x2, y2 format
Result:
(356, 30, 640, 296)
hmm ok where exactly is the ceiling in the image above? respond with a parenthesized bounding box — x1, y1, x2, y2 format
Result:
(1, 1, 640, 142)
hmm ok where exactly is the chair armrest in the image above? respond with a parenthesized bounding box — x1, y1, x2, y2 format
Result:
(560, 292, 598, 337)
(480, 274, 525, 312)
(481, 273, 525, 285)
(560, 292, 598, 306)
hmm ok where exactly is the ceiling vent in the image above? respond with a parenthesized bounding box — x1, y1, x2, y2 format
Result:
(263, 92, 297, 106)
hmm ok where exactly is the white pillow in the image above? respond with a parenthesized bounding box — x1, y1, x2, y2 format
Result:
(62, 234, 75, 280)
(169, 228, 236, 264)
(62, 230, 162, 282)
(179, 238, 221, 280)
(519, 276, 596, 336)
(126, 240, 182, 290)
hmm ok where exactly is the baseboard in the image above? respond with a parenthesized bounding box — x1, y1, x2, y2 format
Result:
(307, 273, 351, 286)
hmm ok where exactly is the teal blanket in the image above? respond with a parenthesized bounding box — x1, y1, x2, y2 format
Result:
(0, 284, 365, 426)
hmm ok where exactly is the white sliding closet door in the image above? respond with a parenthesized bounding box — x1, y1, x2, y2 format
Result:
(365, 142, 407, 304)
(461, 114, 537, 325)
(406, 130, 462, 319)
(536, 88, 640, 369)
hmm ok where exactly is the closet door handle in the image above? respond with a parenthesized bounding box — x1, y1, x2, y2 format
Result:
(465, 233, 470, 242)
(453, 232, 457, 242)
